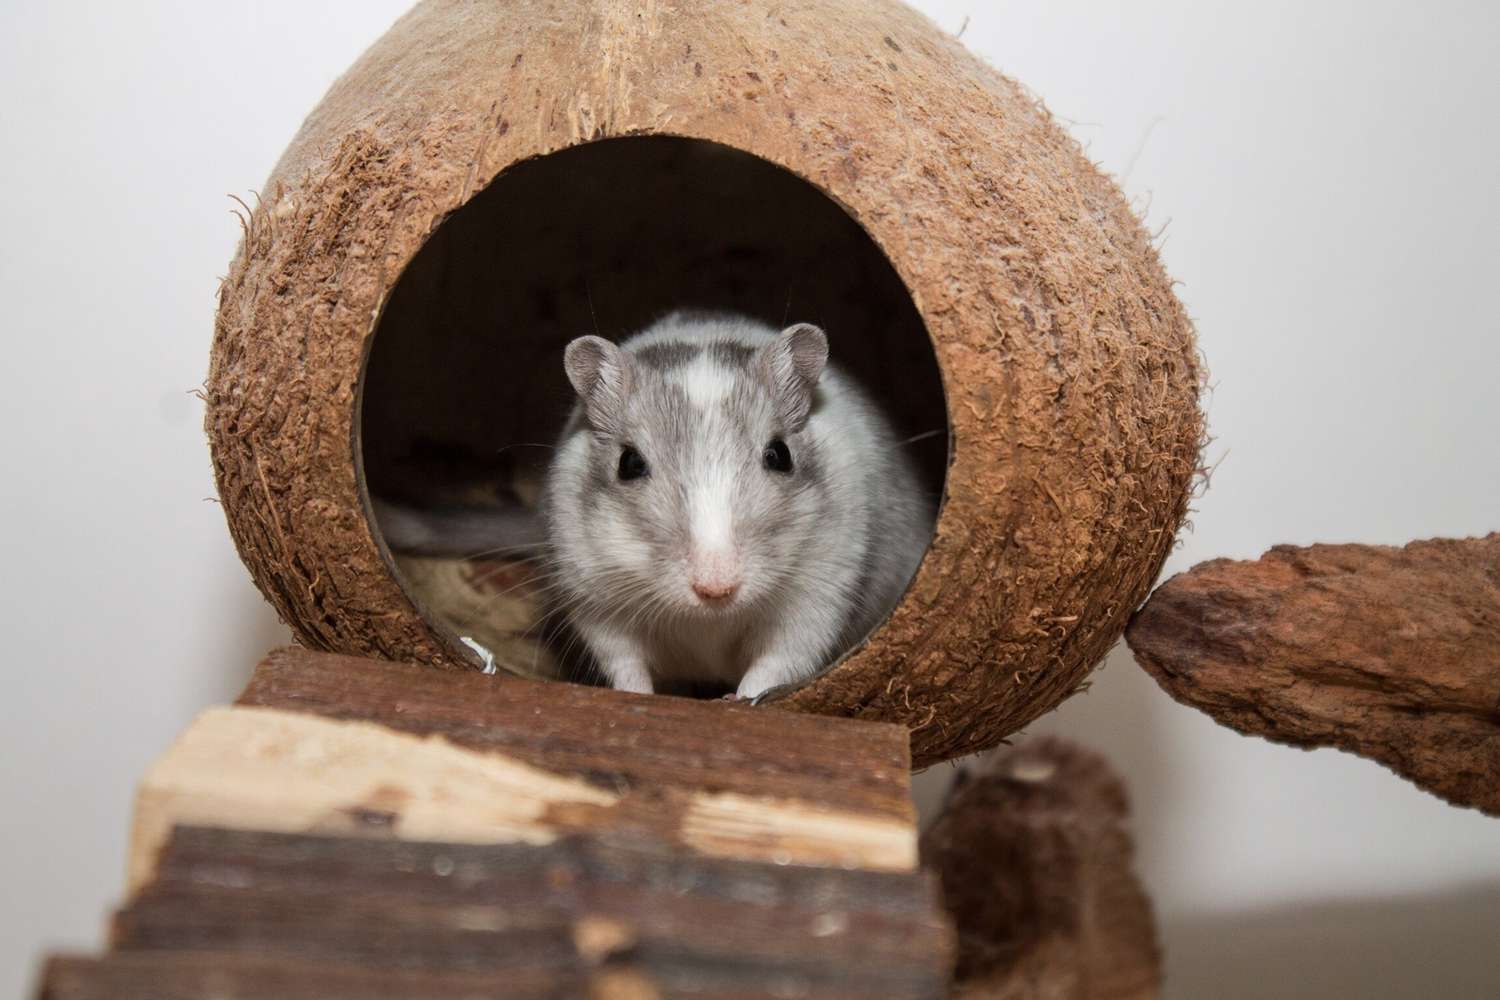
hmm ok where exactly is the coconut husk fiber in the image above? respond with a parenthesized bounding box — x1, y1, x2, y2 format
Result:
(206, 0, 1203, 766)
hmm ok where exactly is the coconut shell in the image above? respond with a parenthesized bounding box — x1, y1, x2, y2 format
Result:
(206, 0, 1203, 766)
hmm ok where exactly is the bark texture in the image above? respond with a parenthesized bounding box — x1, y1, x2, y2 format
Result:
(104, 827, 952, 999)
(206, 0, 1203, 765)
(44, 646, 955, 998)
(1127, 534, 1500, 815)
(921, 739, 1160, 1000)
(39, 952, 570, 1000)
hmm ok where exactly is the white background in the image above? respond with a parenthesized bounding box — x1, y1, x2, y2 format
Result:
(1, 2, 1496, 996)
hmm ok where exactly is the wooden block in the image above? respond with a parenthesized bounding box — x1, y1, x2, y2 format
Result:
(103, 825, 952, 999)
(921, 739, 1160, 1000)
(92, 646, 953, 996)
(129, 647, 920, 889)
(1127, 534, 1500, 814)
(236, 646, 913, 818)
(38, 952, 569, 999)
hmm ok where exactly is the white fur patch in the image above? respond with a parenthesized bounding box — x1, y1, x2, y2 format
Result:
(596, 517, 653, 570)
(681, 358, 735, 408)
(690, 475, 736, 554)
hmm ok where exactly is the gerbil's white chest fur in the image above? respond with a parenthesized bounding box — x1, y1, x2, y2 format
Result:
(545, 311, 933, 699)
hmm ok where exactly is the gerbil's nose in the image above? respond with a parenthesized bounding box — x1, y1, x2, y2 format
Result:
(690, 550, 742, 605)
(692, 577, 740, 603)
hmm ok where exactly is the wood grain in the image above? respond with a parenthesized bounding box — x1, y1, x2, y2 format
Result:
(38, 953, 569, 1000)
(129, 646, 924, 906)
(1127, 535, 1500, 814)
(104, 825, 951, 999)
(238, 646, 914, 822)
(921, 739, 1159, 1000)
(48, 645, 955, 997)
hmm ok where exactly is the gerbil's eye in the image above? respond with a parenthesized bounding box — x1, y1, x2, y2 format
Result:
(762, 438, 793, 474)
(617, 446, 649, 482)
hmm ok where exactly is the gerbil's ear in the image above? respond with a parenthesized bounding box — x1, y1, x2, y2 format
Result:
(760, 323, 829, 432)
(563, 335, 633, 434)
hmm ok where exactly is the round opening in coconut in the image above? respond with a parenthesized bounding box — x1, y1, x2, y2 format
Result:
(206, 0, 1203, 766)
(360, 135, 950, 700)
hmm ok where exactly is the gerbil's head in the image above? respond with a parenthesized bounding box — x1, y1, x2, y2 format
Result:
(554, 320, 830, 621)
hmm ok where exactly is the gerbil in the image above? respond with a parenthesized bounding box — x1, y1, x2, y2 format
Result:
(544, 311, 934, 699)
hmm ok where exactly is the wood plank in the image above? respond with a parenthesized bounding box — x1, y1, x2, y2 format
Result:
(236, 646, 914, 822)
(128, 645, 918, 887)
(37, 952, 569, 1000)
(129, 700, 917, 889)
(1127, 535, 1500, 814)
(96, 645, 952, 996)
(921, 739, 1160, 1000)
(107, 825, 952, 999)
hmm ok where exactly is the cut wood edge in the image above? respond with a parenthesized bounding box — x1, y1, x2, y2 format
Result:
(238, 647, 918, 826)
(128, 704, 917, 892)
(680, 791, 917, 872)
(128, 705, 615, 891)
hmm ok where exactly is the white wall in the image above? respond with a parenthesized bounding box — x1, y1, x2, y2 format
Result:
(1, 3, 1495, 997)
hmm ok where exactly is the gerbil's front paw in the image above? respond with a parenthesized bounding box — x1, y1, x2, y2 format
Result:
(719, 692, 749, 703)
(602, 659, 654, 695)
(735, 661, 800, 701)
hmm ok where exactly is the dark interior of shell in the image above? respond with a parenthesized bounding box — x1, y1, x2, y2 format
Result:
(360, 136, 950, 687)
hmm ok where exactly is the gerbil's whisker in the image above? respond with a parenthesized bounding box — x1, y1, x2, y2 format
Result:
(458, 541, 550, 562)
(585, 277, 602, 338)
(896, 428, 947, 447)
(458, 571, 570, 614)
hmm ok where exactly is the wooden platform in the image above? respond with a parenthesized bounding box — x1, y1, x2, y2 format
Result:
(39, 647, 954, 999)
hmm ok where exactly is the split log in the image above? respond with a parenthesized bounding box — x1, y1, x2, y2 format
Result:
(1126, 535, 1500, 815)
(920, 739, 1160, 1000)
(98, 825, 951, 999)
(130, 647, 920, 888)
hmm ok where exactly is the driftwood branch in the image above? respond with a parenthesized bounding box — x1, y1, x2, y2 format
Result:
(1127, 534, 1500, 815)
(921, 739, 1160, 1000)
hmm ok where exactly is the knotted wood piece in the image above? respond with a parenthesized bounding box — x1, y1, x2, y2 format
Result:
(920, 739, 1160, 1000)
(1127, 534, 1500, 815)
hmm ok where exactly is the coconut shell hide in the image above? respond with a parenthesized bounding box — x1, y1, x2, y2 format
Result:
(206, 0, 1203, 766)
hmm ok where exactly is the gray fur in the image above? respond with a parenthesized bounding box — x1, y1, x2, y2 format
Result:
(563, 335, 633, 436)
(544, 310, 935, 698)
(634, 341, 701, 370)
